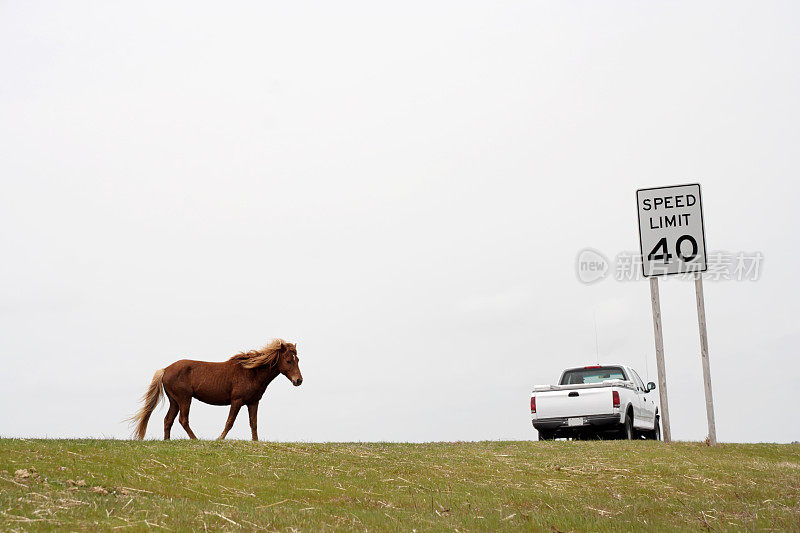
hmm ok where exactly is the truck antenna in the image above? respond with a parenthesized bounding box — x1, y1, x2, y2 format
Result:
(593, 309, 599, 363)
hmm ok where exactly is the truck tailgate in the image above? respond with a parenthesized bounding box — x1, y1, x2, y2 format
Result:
(535, 387, 614, 419)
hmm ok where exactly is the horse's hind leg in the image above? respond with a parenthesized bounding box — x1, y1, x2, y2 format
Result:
(247, 402, 259, 441)
(177, 398, 197, 440)
(163, 395, 179, 440)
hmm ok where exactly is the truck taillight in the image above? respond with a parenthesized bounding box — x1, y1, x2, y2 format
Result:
(530, 396, 536, 413)
(612, 390, 620, 408)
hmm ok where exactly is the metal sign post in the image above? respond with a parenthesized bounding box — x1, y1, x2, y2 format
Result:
(636, 183, 716, 445)
(694, 273, 717, 445)
(649, 276, 672, 443)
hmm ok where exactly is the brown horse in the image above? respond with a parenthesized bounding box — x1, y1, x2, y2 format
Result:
(129, 339, 302, 440)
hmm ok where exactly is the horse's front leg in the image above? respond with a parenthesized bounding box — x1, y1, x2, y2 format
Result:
(247, 402, 259, 441)
(218, 400, 243, 440)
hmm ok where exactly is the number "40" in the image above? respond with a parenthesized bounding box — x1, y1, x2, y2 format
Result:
(648, 235, 698, 263)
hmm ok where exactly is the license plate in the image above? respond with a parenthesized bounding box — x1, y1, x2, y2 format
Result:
(567, 417, 585, 427)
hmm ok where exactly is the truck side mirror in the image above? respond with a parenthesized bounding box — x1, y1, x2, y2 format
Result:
(646, 382, 656, 392)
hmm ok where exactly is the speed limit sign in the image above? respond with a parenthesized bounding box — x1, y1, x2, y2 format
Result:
(636, 183, 716, 446)
(636, 183, 707, 277)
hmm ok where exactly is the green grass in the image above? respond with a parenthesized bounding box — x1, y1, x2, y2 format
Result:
(0, 440, 798, 531)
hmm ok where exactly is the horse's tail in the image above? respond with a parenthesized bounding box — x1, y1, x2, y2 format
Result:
(128, 368, 165, 440)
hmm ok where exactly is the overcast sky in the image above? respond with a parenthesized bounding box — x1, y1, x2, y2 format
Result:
(1, 2, 799, 443)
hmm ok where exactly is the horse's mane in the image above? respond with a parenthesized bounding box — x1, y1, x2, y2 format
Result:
(229, 338, 286, 369)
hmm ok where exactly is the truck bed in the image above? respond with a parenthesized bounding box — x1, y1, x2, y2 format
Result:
(531, 379, 634, 393)
(532, 379, 633, 420)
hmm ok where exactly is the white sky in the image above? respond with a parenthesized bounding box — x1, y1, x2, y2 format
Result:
(1, 1, 798, 442)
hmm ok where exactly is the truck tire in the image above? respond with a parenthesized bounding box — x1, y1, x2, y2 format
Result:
(622, 412, 634, 440)
(538, 430, 554, 441)
(652, 415, 661, 441)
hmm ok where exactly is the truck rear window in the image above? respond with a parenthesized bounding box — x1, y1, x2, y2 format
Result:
(560, 367, 626, 385)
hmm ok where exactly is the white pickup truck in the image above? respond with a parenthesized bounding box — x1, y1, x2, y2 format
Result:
(530, 364, 661, 440)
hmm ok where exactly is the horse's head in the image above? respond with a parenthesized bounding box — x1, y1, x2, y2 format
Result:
(277, 341, 303, 386)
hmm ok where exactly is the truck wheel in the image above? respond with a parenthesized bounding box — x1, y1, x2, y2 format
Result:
(653, 416, 661, 441)
(622, 412, 634, 440)
(538, 430, 554, 441)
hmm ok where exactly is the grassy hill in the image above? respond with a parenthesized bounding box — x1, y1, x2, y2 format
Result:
(0, 439, 798, 531)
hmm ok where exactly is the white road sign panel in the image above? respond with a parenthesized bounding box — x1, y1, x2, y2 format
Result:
(636, 183, 707, 277)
